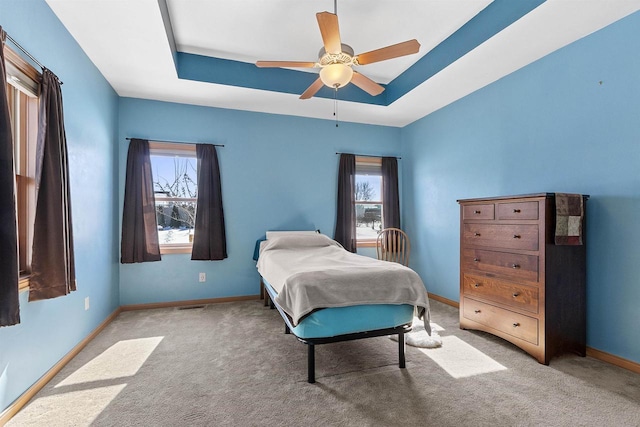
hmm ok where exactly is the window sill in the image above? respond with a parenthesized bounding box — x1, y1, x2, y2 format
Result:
(160, 245, 193, 255)
(357, 240, 377, 248)
(19, 275, 30, 292)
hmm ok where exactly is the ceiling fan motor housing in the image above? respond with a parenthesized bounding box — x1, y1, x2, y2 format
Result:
(318, 43, 355, 66)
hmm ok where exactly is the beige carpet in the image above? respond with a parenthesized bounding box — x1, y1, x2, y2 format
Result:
(8, 299, 640, 426)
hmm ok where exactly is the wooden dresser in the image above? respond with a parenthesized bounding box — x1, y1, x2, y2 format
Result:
(457, 193, 587, 364)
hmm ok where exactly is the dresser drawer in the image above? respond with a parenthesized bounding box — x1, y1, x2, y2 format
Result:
(496, 201, 539, 220)
(462, 204, 494, 220)
(462, 248, 539, 282)
(463, 274, 539, 313)
(463, 298, 538, 344)
(462, 224, 539, 251)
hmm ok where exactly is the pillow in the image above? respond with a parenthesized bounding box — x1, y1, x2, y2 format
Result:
(266, 230, 319, 240)
(261, 234, 340, 251)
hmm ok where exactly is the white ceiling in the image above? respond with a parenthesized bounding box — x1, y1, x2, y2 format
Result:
(46, 0, 640, 127)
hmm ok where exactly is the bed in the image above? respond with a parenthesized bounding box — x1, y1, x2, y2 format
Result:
(256, 232, 431, 383)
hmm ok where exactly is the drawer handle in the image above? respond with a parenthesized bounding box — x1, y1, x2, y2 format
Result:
(512, 263, 520, 269)
(474, 283, 482, 288)
(474, 232, 481, 236)
(474, 258, 480, 262)
(474, 310, 481, 314)
(513, 234, 521, 239)
(512, 322, 520, 328)
(512, 292, 520, 298)
(474, 210, 481, 214)
(513, 209, 521, 213)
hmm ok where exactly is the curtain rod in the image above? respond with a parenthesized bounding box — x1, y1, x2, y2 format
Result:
(336, 152, 401, 160)
(5, 33, 63, 84)
(126, 138, 224, 147)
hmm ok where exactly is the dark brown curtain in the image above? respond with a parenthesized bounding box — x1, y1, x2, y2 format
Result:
(0, 28, 20, 325)
(121, 138, 161, 263)
(334, 153, 356, 252)
(29, 69, 76, 301)
(191, 144, 227, 260)
(382, 157, 400, 229)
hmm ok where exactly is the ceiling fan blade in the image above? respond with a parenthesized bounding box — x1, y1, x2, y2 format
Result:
(350, 72, 385, 96)
(256, 61, 316, 68)
(300, 77, 325, 99)
(316, 12, 342, 54)
(355, 39, 421, 65)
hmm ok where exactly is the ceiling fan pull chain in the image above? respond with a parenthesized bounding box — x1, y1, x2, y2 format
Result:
(334, 87, 339, 127)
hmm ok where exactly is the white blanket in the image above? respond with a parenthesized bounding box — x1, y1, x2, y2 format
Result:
(256, 234, 431, 335)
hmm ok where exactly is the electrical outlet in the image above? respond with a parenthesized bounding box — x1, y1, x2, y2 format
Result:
(199, 272, 206, 283)
(84, 297, 90, 311)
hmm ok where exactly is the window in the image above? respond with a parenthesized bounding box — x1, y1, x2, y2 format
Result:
(5, 45, 40, 289)
(355, 156, 383, 246)
(149, 142, 198, 254)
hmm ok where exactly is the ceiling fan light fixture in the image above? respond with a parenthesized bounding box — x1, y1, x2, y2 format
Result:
(320, 63, 353, 89)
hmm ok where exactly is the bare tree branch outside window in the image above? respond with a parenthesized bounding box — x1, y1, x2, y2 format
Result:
(356, 181, 374, 201)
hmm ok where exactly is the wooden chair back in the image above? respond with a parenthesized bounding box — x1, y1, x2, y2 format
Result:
(376, 228, 411, 267)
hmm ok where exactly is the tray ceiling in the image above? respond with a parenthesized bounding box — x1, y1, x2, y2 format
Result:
(45, 0, 640, 127)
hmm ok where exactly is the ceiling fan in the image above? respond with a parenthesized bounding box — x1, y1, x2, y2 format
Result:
(256, 8, 420, 100)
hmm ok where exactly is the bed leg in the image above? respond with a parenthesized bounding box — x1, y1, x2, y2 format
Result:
(399, 331, 406, 369)
(308, 344, 315, 383)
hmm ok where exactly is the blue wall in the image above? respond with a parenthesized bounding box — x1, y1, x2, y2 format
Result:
(401, 11, 640, 364)
(0, 0, 119, 413)
(118, 98, 400, 305)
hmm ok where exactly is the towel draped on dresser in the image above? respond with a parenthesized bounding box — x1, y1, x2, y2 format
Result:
(555, 193, 584, 245)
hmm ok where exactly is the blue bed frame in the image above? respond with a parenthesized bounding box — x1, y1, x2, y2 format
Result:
(261, 278, 413, 383)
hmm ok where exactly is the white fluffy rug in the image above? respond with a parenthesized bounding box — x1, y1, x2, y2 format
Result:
(390, 318, 443, 348)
